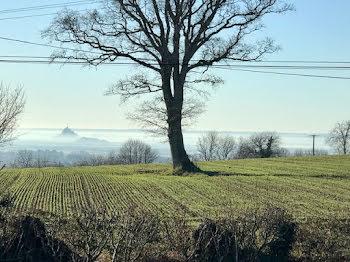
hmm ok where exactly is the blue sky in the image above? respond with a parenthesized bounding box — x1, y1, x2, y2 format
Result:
(1, 0, 350, 133)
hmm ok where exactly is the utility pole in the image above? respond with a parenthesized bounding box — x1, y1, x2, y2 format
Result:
(310, 135, 317, 156)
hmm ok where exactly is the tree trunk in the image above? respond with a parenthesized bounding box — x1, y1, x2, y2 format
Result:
(161, 61, 200, 173)
(167, 104, 200, 172)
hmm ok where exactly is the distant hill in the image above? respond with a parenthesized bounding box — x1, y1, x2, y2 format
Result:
(60, 127, 78, 137)
(58, 127, 111, 145)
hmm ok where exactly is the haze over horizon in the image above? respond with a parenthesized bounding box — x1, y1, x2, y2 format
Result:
(16, 126, 329, 135)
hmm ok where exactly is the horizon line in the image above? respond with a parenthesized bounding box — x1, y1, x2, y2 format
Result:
(17, 127, 329, 136)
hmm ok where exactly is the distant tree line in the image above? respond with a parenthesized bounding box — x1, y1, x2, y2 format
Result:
(11, 139, 158, 168)
(11, 150, 65, 168)
(293, 149, 328, 157)
(75, 139, 158, 166)
(195, 131, 336, 161)
(327, 120, 350, 155)
(195, 131, 289, 161)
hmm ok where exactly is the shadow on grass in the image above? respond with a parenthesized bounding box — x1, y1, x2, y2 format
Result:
(136, 169, 163, 174)
(201, 171, 350, 179)
(273, 173, 349, 179)
(201, 170, 259, 177)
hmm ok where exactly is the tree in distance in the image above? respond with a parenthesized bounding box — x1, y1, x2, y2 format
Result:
(197, 131, 220, 161)
(0, 83, 25, 146)
(327, 120, 350, 155)
(0, 83, 25, 169)
(236, 132, 286, 159)
(43, 0, 293, 172)
(216, 134, 237, 160)
(293, 148, 328, 157)
(14, 150, 34, 168)
(118, 139, 158, 165)
(72, 140, 158, 166)
(197, 131, 236, 161)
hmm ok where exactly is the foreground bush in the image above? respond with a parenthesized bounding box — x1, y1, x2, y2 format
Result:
(187, 207, 295, 262)
(293, 218, 350, 261)
(1, 193, 349, 262)
(0, 216, 75, 262)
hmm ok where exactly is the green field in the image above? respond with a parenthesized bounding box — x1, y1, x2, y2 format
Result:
(1, 155, 350, 220)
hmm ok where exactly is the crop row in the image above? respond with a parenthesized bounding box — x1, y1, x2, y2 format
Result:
(0, 156, 349, 220)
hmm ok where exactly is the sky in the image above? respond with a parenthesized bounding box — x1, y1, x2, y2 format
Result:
(1, 0, 350, 133)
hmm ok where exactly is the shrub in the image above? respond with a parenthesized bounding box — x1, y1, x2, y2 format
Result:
(0, 215, 76, 262)
(186, 206, 296, 262)
(236, 132, 287, 159)
(292, 218, 350, 261)
(108, 206, 162, 262)
(162, 209, 194, 261)
(57, 208, 116, 262)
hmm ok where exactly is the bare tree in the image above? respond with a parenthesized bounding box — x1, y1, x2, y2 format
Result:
(43, 0, 292, 172)
(197, 131, 220, 161)
(33, 151, 50, 168)
(127, 96, 205, 137)
(0, 84, 25, 146)
(106, 151, 120, 165)
(14, 150, 34, 168)
(85, 154, 106, 166)
(237, 132, 285, 159)
(327, 121, 350, 155)
(74, 151, 122, 166)
(13, 150, 65, 168)
(60, 208, 115, 262)
(118, 139, 158, 164)
(197, 132, 236, 161)
(236, 137, 257, 159)
(217, 135, 236, 160)
(109, 206, 161, 262)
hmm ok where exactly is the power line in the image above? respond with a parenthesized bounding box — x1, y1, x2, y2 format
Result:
(2, 36, 350, 66)
(0, 58, 349, 80)
(0, 0, 100, 14)
(1, 56, 350, 70)
(0, 59, 349, 79)
(1, 56, 350, 68)
(203, 65, 350, 70)
(250, 60, 350, 64)
(0, 11, 85, 21)
(0, 59, 130, 65)
(2, 55, 350, 66)
(0, 36, 102, 55)
(0, 56, 59, 59)
(213, 67, 350, 80)
(0, 1, 99, 22)
(1, 37, 350, 80)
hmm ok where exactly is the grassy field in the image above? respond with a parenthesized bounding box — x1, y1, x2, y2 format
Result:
(0, 155, 349, 220)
